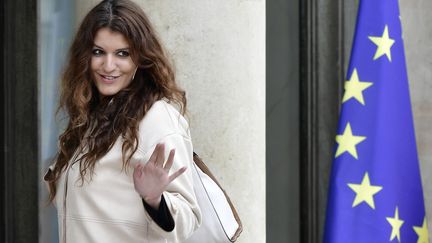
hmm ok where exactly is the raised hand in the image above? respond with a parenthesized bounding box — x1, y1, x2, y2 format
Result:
(133, 143, 187, 209)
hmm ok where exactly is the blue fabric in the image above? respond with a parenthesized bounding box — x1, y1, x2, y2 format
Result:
(323, 0, 427, 242)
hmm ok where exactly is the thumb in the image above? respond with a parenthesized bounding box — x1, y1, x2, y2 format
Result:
(133, 163, 142, 178)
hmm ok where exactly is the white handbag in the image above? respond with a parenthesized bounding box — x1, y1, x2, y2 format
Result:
(184, 153, 243, 243)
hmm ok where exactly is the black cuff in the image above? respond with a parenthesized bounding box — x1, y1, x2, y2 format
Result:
(142, 195, 175, 232)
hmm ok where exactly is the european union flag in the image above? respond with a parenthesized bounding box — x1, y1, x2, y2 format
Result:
(324, 0, 429, 242)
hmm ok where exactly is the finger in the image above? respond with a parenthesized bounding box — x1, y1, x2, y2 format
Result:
(168, 166, 187, 183)
(164, 149, 176, 172)
(148, 143, 160, 164)
(155, 143, 165, 167)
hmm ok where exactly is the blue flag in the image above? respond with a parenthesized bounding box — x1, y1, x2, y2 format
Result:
(324, 1, 429, 242)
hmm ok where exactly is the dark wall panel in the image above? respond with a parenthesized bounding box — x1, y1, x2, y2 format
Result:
(267, 0, 358, 242)
(1, 0, 5, 240)
(266, 0, 300, 242)
(2, 0, 39, 242)
(300, 0, 358, 242)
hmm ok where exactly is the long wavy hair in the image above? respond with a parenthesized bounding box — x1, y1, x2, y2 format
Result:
(47, 0, 186, 202)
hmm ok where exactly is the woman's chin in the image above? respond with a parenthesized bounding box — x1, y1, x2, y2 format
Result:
(96, 87, 121, 97)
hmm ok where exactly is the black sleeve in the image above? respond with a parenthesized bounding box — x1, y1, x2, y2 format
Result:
(142, 195, 175, 232)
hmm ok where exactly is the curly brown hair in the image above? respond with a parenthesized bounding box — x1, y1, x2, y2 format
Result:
(47, 0, 186, 202)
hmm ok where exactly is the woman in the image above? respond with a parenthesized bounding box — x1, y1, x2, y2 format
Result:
(44, 0, 201, 242)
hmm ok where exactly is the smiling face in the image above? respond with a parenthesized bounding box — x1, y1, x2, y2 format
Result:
(91, 27, 137, 97)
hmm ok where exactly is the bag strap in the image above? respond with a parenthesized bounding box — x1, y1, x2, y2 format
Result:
(192, 152, 243, 241)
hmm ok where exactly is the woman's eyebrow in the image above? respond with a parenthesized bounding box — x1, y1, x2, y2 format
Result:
(93, 44, 104, 50)
(93, 44, 130, 52)
(116, 47, 130, 51)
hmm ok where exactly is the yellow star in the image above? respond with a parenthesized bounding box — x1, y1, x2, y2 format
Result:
(343, 68, 373, 105)
(335, 123, 366, 159)
(386, 207, 404, 242)
(413, 217, 429, 243)
(347, 172, 383, 209)
(368, 25, 395, 61)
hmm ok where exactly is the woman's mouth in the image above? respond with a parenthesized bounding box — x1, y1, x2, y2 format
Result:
(98, 73, 120, 84)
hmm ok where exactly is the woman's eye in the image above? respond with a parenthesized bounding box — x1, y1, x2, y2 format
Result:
(92, 49, 104, 56)
(117, 50, 130, 57)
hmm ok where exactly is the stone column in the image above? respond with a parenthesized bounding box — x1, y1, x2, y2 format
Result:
(400, 0, 432, 235)
(76, 1, 266, 243)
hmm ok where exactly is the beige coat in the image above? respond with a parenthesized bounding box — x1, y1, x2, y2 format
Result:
(48, 100, 202, 243)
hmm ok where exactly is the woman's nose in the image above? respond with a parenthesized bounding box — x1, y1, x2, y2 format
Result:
(102, 55, 116, 73)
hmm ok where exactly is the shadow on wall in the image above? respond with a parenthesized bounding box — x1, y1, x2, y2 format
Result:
(39, 0, 74, 243)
